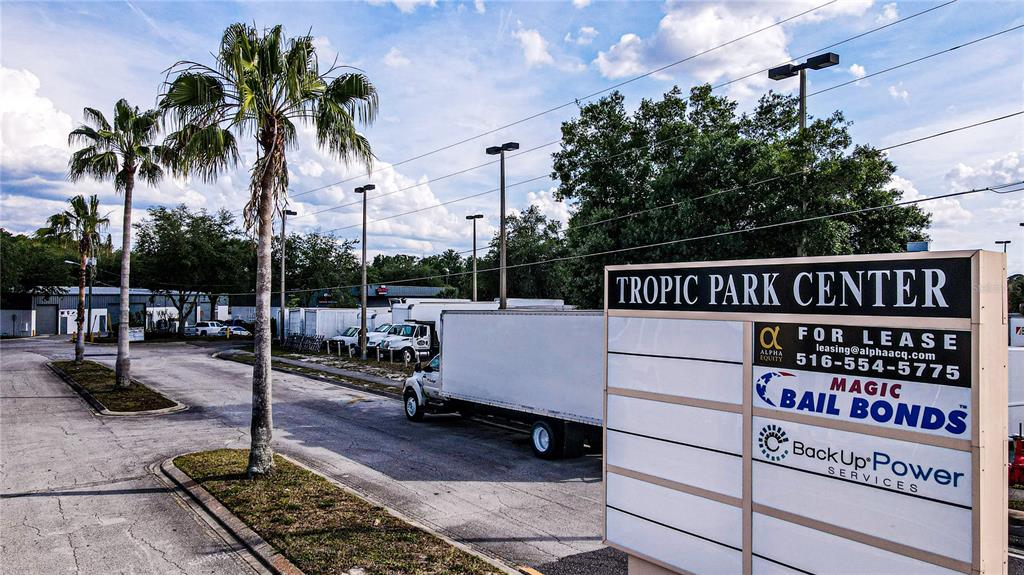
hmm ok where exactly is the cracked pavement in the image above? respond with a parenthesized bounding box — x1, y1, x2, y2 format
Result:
(1, 337, 620, 574)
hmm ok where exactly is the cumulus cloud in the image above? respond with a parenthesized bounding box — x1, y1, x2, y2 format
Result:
(592, 2, 872, 99)
(944, 150, 1023, 192)
(384, 47, 411, 67)
(365, 0, 437, 13)
(877, 2, 899, 24)
(0, 67, 73, 175)
(888, 83, 909, 102)
(565, 26, 599, 46)
(849, 64, 866, 79)
(512, 28, 555, 68)
(527, 188, 572, 225)
(572, 0, 591, 7)
(474, 0, 485, 14)
(889, 175, 971, 229)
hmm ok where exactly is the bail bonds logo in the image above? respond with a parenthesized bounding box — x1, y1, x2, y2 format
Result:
(757, 423, 790, 462)
(755, 371, 795, 407)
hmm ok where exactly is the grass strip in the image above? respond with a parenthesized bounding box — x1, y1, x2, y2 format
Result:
(222, 353, 401, 397)
(174, 449, 501, 575)
(53, 360, 176, 412)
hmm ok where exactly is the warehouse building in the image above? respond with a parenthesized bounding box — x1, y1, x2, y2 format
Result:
(0, 288, 226, 337)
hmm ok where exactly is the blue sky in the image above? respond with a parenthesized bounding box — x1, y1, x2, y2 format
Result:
(1, 0, 1022, 273)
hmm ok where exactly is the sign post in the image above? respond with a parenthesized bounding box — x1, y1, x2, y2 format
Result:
(603, 251, 1007, 575)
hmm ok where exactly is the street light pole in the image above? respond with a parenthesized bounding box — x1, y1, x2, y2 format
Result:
(769, 53, 839, 257)
(466, 214, 483, 301)
(997, 240, 1011, 253)
(356, 184, 376, 360)
(280, 208, 297, 342)
(486, 142, 519, 309)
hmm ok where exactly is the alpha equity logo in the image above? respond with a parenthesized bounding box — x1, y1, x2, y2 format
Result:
(755, 371, 795, 407)
(757, 325, 784, 364)
(757, 424, 790, 462)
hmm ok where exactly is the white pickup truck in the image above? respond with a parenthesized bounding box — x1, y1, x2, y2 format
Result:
(402, 309, 604, 459)
(330, 323, 393, 355)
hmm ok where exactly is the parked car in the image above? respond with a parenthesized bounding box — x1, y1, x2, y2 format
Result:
(191, 321, 225, 336)
(218, 326, 252, 337)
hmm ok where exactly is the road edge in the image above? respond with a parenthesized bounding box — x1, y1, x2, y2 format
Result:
(159, 456, 304, 575)
(45, 361, 188, 417)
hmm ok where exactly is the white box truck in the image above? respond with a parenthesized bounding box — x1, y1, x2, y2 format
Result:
(402, 309, 604, 459)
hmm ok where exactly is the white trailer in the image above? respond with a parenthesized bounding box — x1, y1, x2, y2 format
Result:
(1008, 347, 1024, 435)
(402, 309, 604, 459)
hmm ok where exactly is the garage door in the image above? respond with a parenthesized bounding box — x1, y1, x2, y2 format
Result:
(36, 305, 58, 335)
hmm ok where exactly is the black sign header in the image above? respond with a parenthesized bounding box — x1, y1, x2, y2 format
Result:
(607, 257, 971, 318)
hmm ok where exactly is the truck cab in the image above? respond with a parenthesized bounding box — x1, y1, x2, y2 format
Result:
(379, 321, 436, 363)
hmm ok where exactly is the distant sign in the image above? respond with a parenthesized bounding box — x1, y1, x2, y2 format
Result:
(376, 286, 389, 296)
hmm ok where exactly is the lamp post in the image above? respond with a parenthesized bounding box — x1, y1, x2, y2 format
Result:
(769, 52, 839, 257)
(355, 184, 376, 359)
(485, 142, 519, 309)
(279, 209, 297, 342)
(465, 214, 483, 301)
(997, 240, 1011, 253)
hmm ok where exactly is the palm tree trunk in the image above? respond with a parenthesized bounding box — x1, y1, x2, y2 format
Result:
(115, 172, 134, 388)
(247, 156, 277, 477)
(75, 252, 87, 363)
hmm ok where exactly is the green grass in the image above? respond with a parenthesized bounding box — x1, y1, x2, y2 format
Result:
(52, 360, 176, 412)
(174, 449, 500, 575)
(221, 353, 401, 397)
(1011, 499, 1024, 511)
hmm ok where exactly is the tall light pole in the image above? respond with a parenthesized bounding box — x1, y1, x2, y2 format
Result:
(279, 208, 297, 341)
(355, 184, 376, 359)
(769, 52, 839, 257)
(465, 214, 483, 301)
(997, 240, 1012, 253)
(485, 142, 519, 309)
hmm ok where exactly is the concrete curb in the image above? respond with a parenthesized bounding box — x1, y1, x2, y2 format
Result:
(277, 451, 523, 575)
(159, 457, 303, 575)
(212, 350, 402, 399)
(46, 361, 188, 417)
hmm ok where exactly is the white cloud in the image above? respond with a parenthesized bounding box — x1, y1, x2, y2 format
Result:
(889, 174, 971, 229)
(944, 150, 1023, 192)
(527, 188, 571, 225)
(565, 26, 599, 46)
(0, 67, 73, 175)
(877, 2, 899, 24)
(365, 0, 437, 13)
(849, 64, 866, 79)
(888, 83, 910, 102)
(594, 33, 646, 79)
(512, 28, 555, 68)
(384, 47, 411, 67)
(572, 0, 591, 7)
(474, 0, 485, 14)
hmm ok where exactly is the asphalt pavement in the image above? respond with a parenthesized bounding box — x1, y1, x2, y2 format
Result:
(0, 337, 617, 574)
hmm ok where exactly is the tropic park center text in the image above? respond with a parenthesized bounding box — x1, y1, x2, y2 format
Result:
(607, 258, 970, 317)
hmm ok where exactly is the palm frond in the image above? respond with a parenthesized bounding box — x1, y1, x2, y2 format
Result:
(82, 107, 111, 131)
(68, 148, 119, 183)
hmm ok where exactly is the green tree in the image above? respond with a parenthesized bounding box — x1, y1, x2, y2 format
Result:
(68, 100, 164, 385)
(478, 206, 568, 301)
(273, 231, 359, 306)
(0, 230, 77, 296)
(1010, 274, 1024, 315)
(160, 23, 378, 476)
(552, 86, 930, 307)
(35, 195, 111, 363)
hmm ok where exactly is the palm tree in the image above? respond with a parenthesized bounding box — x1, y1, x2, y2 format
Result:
(36, 195, 110, 363)
(68, 101, 164, 387)
(160, 23, 377, 476)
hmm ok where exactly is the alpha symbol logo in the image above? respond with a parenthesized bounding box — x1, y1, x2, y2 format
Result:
(759, 326, 782, 350)
(758, 424, 789, 462)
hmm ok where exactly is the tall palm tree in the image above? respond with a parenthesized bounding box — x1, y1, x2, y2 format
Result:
(160, 23, 377, 476)
(68, 100, 164, 387)
(36, 195, 110, 363)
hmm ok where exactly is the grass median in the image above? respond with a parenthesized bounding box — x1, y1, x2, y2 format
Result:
(174, 449, 501, 575)
(53, 360, 176, 412)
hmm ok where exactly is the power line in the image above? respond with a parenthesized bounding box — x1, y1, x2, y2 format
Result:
(279, 0, 840, 202)
(276, 1, 961, 219)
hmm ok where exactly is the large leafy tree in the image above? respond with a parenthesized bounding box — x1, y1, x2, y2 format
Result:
(552, 86, 930, 307)
(35, 195, 110, 363)
(0, 230, 77, 296)
(160, 23, 377, 476)
(476, 205, 567, 301)
(68, 100, 164, 385)
(273, 231, 359, 306)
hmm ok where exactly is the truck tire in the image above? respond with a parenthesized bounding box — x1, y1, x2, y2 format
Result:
(531, 420, 564, 459)
(403, 389, 424, 421)
(401, 348, 415, 364)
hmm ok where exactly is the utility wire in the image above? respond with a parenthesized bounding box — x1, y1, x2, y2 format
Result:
(279, 0, 841, 203)
(262, 0, 961, 224)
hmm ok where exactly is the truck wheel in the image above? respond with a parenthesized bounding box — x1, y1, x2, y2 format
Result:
(401, 348, 415, 364)
(531, 420, 565, 460)
(403, 389, 424, 421)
